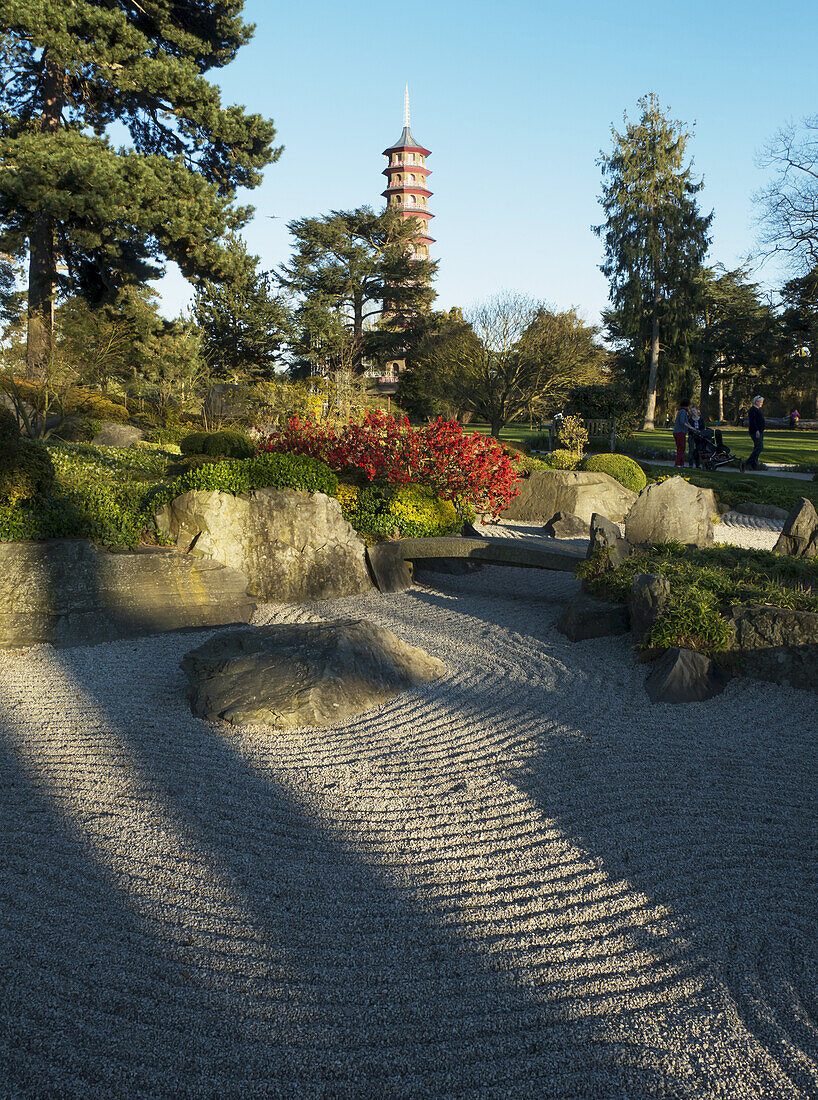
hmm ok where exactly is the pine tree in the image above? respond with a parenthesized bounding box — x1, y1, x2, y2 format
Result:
(594, 93, 712, 429)
(0, 1, 279, 372)
(280, 206, 436, 374)
(194, 236, 290, 382)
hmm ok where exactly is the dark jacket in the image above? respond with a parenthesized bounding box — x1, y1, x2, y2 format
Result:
(748, 405, 765, 437)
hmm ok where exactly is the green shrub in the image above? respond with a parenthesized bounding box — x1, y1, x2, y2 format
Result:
(0, 406, 20, 445)
(578, 541, 818, 655)
(515, 453, 549, 473)
(387, 484, 460, 538)
(201, 430, 255, 458)
(542, 449, 580, 470)
(145, 425, 185, 446)
(337, 481, 461, 540)
(579, 453, 647, 493)
(180, 430, 255, 458)
(155, 452, 338, 510)
(0, 438, 55, 505)
(179, 431, 209, 455)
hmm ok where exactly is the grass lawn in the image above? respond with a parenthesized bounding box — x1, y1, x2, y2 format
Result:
(625, 428, 818, 468)
(465, 422, 818, 468)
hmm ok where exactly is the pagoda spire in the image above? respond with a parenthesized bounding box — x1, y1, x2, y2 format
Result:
(404, 84, 410, 128)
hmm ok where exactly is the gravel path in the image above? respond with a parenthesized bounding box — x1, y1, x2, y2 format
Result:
(1, 518, 817, 1098)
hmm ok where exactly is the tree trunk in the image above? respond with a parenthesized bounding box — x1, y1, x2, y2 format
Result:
(642, 283, 661, 429)
(717, 379, 724, 422)
(26, 56, 63, 375)
(26, 217, 56, 374)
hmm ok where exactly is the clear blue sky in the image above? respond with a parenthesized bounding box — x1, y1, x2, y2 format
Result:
(158, 0, 818, 325)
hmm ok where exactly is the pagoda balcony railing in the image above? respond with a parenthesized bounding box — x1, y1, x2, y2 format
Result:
(391, 203, 431, 212)
(383, 182, 431, 193)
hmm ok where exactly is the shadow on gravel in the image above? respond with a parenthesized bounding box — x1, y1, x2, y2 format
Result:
(0, 628, 694, 1100)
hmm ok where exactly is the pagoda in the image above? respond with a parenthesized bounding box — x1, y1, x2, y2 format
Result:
(382, 87, 434, 261)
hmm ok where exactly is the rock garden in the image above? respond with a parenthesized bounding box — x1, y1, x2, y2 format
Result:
(2, 401, 818, 709)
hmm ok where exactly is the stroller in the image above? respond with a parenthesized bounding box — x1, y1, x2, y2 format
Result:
(687, 426, 744, 472)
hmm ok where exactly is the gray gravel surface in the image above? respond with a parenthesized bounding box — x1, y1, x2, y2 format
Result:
(1, 516, 816, 1098)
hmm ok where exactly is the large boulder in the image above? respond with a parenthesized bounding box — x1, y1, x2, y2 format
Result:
(91, 421, 144, 447)
(624, 477, 718, 548)
(644, 647, 728, 704)
(773, 498, 818, 559)
(556, 595, 630, 641)
(156, 488, 372, 602)
(629, 573, 671, 642)
(501, 469, 636, 524)
(719, 604, 818, 694)
(181, 619, 446, 727)
(0, 540, 254, 649)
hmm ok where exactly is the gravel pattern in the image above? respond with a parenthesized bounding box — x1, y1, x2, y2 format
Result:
(1, 516, 816, 1098)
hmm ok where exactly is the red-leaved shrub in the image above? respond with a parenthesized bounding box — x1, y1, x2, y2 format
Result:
(258, 411, 521, 516)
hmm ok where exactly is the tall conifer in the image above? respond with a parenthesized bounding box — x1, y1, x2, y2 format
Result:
(0, 1, 279, 370)
(594, 94, 712, 428)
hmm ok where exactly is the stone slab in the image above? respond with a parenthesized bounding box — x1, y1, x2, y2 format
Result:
(0, 540, 255, 649)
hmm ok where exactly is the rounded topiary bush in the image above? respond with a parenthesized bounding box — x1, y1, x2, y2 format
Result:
(180, 430, 255, 459)
(543, 449, 581, 470)
(179, 431, 210, 456)
(579, 453, 647, 493)
(201, 430, 255, 459)
(0, 437, 55, 505)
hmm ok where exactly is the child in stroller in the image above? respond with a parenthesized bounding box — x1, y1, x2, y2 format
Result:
(687, 425, 744, 472)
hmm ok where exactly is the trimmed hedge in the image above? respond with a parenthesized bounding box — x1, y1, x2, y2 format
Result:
(579, 453, 647, 493)
(155, 452, 338, 510)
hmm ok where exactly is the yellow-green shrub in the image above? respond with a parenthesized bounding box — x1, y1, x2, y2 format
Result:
(544, 449, 580, 470)
(579, 453, 647, 493)
(0, 438, 55, 505)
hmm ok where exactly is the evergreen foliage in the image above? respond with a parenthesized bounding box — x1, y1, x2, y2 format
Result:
(194, 235, 290, 382)
(594, 94, 712, 429)
(0, 1, 280, 369)
(280, 206, 437, 374)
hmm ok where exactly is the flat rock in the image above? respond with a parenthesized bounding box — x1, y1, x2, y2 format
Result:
(629, 573, 671, 642)
(0, 540, 255, 648)
(156, 487, 372, 602)
(543, 511, 590, 538)
(501, 470, 636, 524)
(91, 421, 144, 447)
(625, 477, 717, 548)
(773, 498, 818, 559)
(644, 647, 728, 703)
(181, 619, 446, 727)
(556, 595, 630, 641)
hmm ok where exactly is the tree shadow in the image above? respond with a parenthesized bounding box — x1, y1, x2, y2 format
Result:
(0, 621, 698, 1099)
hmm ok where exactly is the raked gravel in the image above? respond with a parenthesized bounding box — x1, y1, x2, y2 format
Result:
(1, 514, 816, 1098)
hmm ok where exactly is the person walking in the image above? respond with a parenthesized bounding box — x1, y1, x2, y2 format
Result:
(672, 399, 691, 467)
(687, 405, 705, 468)
(747, 395, 765, 470)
